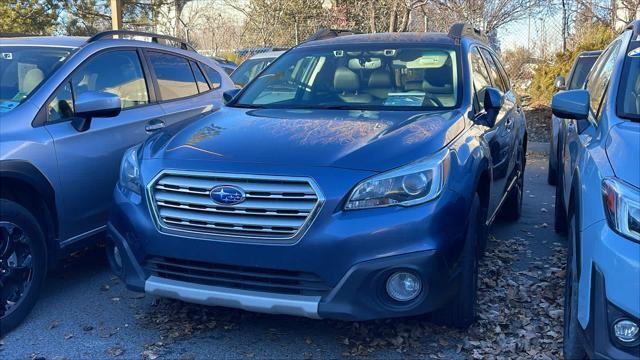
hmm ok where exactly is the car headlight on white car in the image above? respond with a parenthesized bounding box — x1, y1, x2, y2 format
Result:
(602, 177, 640, 242)
(345, 149, 449, 210)
(119, 145, 142, 195)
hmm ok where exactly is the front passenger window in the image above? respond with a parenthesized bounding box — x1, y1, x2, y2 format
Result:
(72, 50, 149, 109)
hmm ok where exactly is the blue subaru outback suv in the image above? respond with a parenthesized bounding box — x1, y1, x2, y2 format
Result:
(109, 24, 527, 328)
(0, 31, 232, 333)
(552, 20, 640, 359)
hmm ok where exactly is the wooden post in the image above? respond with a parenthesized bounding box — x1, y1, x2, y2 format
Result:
(111, 0, 123, 30)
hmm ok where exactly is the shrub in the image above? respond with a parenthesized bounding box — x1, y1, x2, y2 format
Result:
(528, 24, 616, 105)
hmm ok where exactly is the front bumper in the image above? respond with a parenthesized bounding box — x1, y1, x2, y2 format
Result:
(579, 220, 640, 359)
(109, 221, 460, 321)
(108, 159, 472, 321)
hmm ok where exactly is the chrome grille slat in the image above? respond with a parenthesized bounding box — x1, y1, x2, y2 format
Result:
(149, 171, 323, 241)
(158, 176, 316, 194)
(162, 218, 297, 235)
(157, 201, 310, 218)
(155, 191, 316, 211)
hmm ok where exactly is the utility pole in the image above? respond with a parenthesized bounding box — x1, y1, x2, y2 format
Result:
(110, 0, 123, 30)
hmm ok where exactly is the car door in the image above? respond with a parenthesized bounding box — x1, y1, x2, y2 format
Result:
(562, 40, 622, 207)
(469, 46, 513, 218)
(44, 48, 165, 241)
(144, 51, 222, 130)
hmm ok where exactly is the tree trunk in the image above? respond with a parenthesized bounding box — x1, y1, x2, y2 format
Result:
(369, 0, 377, 33)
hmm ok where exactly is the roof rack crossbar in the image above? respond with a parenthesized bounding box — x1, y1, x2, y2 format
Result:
(304, 28, 361, 43)
(448, 23, 487, 44)
(87, 30, 195, 51)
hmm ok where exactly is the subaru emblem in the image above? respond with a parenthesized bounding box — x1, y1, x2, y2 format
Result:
(210, 185, 246, 205)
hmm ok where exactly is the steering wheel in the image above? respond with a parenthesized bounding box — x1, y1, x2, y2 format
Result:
(423, 95, 443, 107)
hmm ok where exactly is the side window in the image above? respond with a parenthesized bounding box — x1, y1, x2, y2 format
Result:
(469, 47, 492, 112)
(203, 65, 222, 90)
(47, 82, 74, 122)
(586, 40, 621, 122)
(479, 48, 507, 93)
(72, 50, 148, 109)
(190, 61, 210, 93)
(147, 52, 199, 100)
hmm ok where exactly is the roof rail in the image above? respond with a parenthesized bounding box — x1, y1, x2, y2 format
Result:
(448, 23, 487, 44)
(625, 20, 640, 38)
(304, 28, 360, 42)
(0, 32, 40, 38)
(87, 30, 195, 51)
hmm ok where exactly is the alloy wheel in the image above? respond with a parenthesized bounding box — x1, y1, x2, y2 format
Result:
(0, 221, 34, 318)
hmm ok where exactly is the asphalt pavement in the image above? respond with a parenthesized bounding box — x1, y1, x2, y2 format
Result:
(1, 144, 566, 360)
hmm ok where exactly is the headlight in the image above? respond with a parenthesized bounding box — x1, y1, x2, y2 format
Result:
(345, 149, 449, 210)
(602, 177, 640, 242)
(119, 145, 142, 195)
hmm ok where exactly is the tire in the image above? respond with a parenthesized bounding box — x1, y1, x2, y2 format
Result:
(563, 213, 587, 359)
(105, 237, 124, 279)
(547, 142, 558, 186)
(554, 170, 568, 234)
(499, 152, 525, 222)
(0, 199, 47, 335)
(432, 194, 480, 329)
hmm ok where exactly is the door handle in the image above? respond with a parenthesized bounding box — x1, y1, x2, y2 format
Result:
(145, 119, 165, 132)
(505, 117, 514, 131)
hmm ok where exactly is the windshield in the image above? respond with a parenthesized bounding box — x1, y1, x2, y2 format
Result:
(618, 43, 640, 120)
(232, 44, 460, 111)
(0, 46, 73, 113)
(568, 56, 598, 90)
(230, 58, 276, 86)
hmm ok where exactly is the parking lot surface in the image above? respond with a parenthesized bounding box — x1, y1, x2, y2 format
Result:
(1, 149, 567, 360)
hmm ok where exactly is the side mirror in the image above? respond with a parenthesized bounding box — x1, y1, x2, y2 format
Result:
(554, 75, 566, 90)
(482, 87, 504, 128)
(72, 91, 121, 132)
(551, 89, 589, 120)
(223, 88, 241, 105)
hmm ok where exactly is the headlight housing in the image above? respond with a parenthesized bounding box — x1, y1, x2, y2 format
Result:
(602, 177, 640, 242)
(345, 149, 449, 210)
(119, 145, 142, 195)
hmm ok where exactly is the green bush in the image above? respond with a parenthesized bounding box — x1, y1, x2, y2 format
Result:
(528, 25, 616, 105)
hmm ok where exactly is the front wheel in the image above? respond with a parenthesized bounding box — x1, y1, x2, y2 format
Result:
(563, 213, 587, 359)
(547, 141, 557, 185)
(0, 199, 47, 334)
(499, 152, 525, 222)
(431, 194, 481, 329)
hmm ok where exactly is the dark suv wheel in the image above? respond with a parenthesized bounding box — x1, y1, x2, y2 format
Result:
(0, 199, 47, 334)
(547, 141, 557, 185)
(499, 150, 525, 222)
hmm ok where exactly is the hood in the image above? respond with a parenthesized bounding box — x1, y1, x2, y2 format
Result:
(147, 107, 466, 172)
(606, 121, 640, 187)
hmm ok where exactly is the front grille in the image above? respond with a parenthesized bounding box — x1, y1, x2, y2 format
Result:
(149, 171, 322, 240)
(145, 256, 331, 296)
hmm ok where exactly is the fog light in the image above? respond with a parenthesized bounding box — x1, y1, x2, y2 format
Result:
(614, 319, 640, 343)
(386, 272, 422, 302)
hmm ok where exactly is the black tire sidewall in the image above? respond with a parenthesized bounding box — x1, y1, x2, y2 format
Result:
(0, 199, 47, 335)
(563, 214, 586, 359)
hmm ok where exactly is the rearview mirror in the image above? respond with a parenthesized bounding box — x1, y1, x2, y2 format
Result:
(551, 89, 589, 120)
(483, 87, 504, 128)
(72, 91, 121, 132)
(554, 75, 566, 90)
(223, 89, 241, 105)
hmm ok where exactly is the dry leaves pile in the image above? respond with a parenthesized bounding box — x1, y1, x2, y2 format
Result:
(523, 106, 553, 142)
(137, 235, 567, 359)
